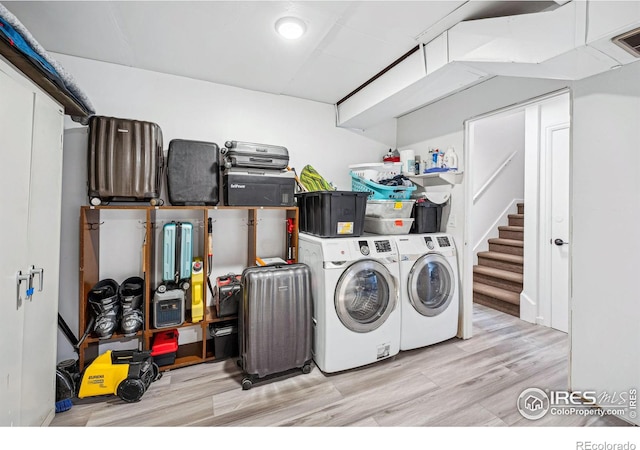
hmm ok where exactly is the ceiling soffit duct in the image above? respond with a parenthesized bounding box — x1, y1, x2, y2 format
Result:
(337, 0, 640, 131)
(613, 28, 640, 57)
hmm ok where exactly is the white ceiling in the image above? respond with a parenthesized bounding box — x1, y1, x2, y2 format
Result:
(2, 1, 559, 105)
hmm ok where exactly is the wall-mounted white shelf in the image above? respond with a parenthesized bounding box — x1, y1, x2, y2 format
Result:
(408, 171, 463, 187)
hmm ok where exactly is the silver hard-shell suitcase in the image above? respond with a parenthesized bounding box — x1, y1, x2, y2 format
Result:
(221, 140, 289, 170)
(238, 263, 313, 389)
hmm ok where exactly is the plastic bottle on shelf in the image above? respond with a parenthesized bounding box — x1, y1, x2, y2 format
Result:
(432, 148, 439, 169)
(437, 149, 445, 168)
(443, 147, 459, 171)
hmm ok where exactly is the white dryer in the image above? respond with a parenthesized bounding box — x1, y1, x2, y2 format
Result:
(394, 233, 459, 351)
(298, 233, 401, 373)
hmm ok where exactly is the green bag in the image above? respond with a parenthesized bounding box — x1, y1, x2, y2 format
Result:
(299, 165, 334, 191)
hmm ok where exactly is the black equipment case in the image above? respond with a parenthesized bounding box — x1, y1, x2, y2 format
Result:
(87, 115, 163, 206)
(166, 139, 220, 206)
(223, 168, 296, 207)
(214, 274, 242, 318)
(222, 141, 289, 170)
(238, 263, 313, 390)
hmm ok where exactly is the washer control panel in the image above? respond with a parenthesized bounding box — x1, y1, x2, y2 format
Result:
(423, 235, 452, 249)
(437, 236, 451, 248)
(358, 239, 394, 256)
(374, 240, 393, 253)
(424, 236, 435, 250)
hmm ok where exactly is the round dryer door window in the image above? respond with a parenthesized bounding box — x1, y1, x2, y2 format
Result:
(334, 260, 397, 333)
(408, 253, 454, 317)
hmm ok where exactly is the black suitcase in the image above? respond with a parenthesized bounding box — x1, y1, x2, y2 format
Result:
(238, 263, 313, 390)
(166, 139, 220, 206)
(87, 115, 163, 206)
(221, 140, 289, 170)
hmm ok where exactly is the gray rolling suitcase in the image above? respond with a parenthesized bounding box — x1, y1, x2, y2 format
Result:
(238, 263, 313, 390)
(222, 140, 289, 170)
(87, 115, 163, 206)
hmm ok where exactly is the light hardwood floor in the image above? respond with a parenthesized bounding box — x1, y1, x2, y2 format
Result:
(50, 304, 630, 427)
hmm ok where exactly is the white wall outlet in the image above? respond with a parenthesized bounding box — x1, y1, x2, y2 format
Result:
(448, 214, 457, 228)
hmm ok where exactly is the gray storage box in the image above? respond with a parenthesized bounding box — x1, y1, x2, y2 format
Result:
(223, 168, 295, 206)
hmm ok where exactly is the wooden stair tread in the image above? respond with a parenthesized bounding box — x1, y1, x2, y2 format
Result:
(477, 251, 524, 264)
(517, 203, 524, 209)
(508, 214, 524, 219)
(473, 282, 520, 305)
(473, 265, 523, 283)
(498, 225, 524, 232)
(487, 238, 524, 247)
(473, 295, 520, 317)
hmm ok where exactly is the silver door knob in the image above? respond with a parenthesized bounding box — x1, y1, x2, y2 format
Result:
(554, 239, 569, 246)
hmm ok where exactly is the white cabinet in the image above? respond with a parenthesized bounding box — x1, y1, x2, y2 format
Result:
(0, 57, 64, 426)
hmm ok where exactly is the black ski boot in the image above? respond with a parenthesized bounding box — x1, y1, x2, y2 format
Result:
(119, 276, 144, 337)
(88, 279, 120, 340)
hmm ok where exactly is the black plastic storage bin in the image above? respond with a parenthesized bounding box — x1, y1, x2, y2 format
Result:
(209, 323, 239, 360)
(296, 191, 368, 238)
(410, 200, 443, 233)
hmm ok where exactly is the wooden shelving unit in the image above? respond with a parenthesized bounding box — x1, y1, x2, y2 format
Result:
(77, 205, 299, 372)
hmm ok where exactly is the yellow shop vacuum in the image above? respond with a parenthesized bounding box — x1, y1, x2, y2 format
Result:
(77, 349, 161, 403)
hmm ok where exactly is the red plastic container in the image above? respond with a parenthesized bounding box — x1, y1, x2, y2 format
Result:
(151, 329, 179, 366)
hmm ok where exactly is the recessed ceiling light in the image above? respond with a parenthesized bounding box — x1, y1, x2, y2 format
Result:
(275, 16, 306, 40)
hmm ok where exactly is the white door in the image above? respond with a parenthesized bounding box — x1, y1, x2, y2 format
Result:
(20, 95, 64, 425)
(549, 127, 570, 333)
(0, 68, 34, 426)
(536, 93, 571, 333)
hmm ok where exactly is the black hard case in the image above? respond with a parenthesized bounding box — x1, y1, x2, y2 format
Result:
(167, 139, 220, 206)
(239, 264, 313, 383)
(223, 168, 296, 207)
(87, 116, 163, 204)
(222, 141, 289, 170)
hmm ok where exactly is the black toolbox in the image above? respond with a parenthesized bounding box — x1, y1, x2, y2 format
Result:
(223, 168, 295, 206)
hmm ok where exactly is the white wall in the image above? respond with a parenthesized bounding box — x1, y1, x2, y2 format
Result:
(570, 62, 640, 425)
(468, 110, 525, 257)
(55, 54, 392, 362)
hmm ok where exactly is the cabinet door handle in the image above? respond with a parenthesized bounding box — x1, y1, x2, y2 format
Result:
(16, 271, 31, 308)
(30, 266, 44, 292)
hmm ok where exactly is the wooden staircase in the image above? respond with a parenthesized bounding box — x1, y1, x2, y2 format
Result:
(473, 203, 524, 317)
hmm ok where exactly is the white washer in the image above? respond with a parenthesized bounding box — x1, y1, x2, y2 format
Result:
(394, 233, 459, 351)
(298, 233, 401, 373)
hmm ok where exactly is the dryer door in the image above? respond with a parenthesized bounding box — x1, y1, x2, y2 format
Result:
(334, 260, 397, 333)
(408, 253, 454, 317)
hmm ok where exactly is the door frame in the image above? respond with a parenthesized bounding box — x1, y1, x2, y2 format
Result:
(461, 88, 572, 338)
